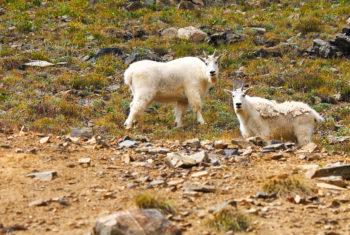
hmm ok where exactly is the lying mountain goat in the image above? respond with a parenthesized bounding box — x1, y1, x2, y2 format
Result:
(123, 51, 221, 129)
(226, 85, 324, 146)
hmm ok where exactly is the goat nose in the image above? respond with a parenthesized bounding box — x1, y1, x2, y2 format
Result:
(210, 71, 216, 75)
(236, 103, 242, 107)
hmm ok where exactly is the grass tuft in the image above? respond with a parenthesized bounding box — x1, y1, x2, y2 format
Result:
(207, 208, 250, 232)
(134, 193, 175, 215)
(262, 175, 315, 196)
(295, 16, 323, 34)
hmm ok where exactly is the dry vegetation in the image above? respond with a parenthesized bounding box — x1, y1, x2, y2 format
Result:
(0, 0, 349, 154)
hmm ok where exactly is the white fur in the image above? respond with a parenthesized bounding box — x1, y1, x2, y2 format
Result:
(123, 55, 220, 129)
(229, 88, 324, 146)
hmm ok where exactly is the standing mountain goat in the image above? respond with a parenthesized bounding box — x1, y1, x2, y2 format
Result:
(123, 51, 221, 129)
(226, 85, 324, 146)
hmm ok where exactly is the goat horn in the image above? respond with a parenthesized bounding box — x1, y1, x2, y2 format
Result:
(212, 49, 217, 57)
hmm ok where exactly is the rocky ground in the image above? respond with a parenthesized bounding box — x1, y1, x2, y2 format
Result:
(1, 130, 350, 234)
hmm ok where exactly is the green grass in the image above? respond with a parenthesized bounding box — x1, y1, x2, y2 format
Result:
(0, 0, 348, 151)
(262, 175, 316, 197)
(207, 208, 250, 232)
(134, 193, 175, 215)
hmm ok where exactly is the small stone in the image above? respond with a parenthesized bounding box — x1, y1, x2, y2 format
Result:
(118, 140, 137, 148)
(183, 183, 216, 193)
(0, 144, 11, 149)
(182, 138, 201, 149)
(165, 152, 196, 168)
(39, 136, 50, 144)
(167, 179, 184, 186)
(27, 171, 57, 181)
(161, 27, 178, 39)
(317, 176, 348, 188)
(149, 179, 165, 187)
(191, 171, 208, 178)
(213, 140, 228, 149)
(70, 127, 93, 139)
(24, 60, 54, 67)
(297, 142, 318, 154)
(223, 148, 239, 157)
(28, 199, 49, 207)
(316, 182, 346, 191)
(15, 148, 24, 153)
(190, 151, 208, 163)
(250, 27, 266, 34)
(254, 192, 277, 200)
(78, 157, 91, 166)
(262, 143, 286, 152)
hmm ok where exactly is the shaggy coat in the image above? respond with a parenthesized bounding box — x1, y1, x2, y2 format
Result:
(230, 88, 324, 146)
(123, 55, 219, 129)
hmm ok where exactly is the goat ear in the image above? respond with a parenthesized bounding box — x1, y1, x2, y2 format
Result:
(243, 87, 250, 95)
(199, 57, 206, 63)
(215, 54, 221, 61)
(224, 89, 233, 96)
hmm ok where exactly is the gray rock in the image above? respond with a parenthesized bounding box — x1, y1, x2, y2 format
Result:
(250, 27, 266, 34)
(213, 140, 228, 149)
(183, 183, 216, 193)
(124, 49, 161, 66)
(92, 209, 181, 235)
(182, 138, 201, 149)
(254, 192, 277, 200)
(177, 0, 204, 9)
(332, 33, 350, 56)
(70, 127, 93, 139)
(125, 1, 144, 10)
(29, 199, 49, 207)
(190, 150, 208, 163)
(309, 164, 350, 180)
(27, 171, 57, 181)
(137, 147, 170, 154)
(224, 148, 239, 157)
(262, 143, 286, 152)
(165, 152, 196, 168)
(177, 26, 207, 43)
(208, 31, 244, 46)
(118, 140, 137, 148)
(160, 27, 178, 39)
(317, 176, 348, 188)
(149, 179, 165, 187)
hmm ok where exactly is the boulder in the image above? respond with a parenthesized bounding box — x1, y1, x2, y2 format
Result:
(92, 209, 181, 235)
(309, 164, 350, 180)
(177, 26, 207, 42)
(207, 30, 244, 46)
(177, 0, 204, 9)
(160, 27, 178, 39)
(124, 49, 161, 65)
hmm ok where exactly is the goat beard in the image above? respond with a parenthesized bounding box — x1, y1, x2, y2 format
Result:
(209, 76, 217, 84)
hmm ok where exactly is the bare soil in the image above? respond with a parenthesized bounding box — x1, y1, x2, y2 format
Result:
(1, 132, 349, 235)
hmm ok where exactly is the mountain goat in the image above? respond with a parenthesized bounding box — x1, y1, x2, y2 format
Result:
(226, 85, 324, 146)
(123, 52, 221, 129)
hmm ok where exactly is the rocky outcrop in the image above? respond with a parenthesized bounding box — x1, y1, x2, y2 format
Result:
(307, 26, 350, 58)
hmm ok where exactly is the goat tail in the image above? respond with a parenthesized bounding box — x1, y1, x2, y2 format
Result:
(124, 68, 133, 87)
(311, 109, 325, 123)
